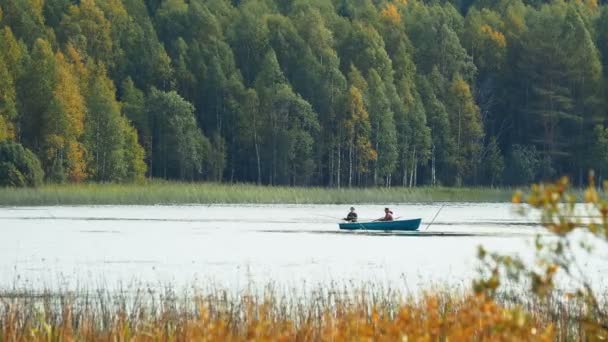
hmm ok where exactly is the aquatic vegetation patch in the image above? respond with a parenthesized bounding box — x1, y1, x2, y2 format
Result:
(0, 182, 513, 205)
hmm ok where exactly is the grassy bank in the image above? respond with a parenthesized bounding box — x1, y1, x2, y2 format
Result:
(0, 286, 564, 341)
(0, 182, 513, 206)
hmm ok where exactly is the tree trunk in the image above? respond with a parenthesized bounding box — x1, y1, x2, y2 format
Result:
(271, 116, 276, 185)
(413, 155, 418, 187)
(328, 140, 334, 187)
(348, 141, 353, 188)
(374, 138, 379, 186)
(402, 159, 408, 187)
(431, 144, 436, 186)
(409, 148, 416, 187)
(253, 113, 261, 185)
(457, 108, 462, 177)
(337, 143, 341, 189)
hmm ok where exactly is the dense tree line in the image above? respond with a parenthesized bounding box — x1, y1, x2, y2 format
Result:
(0, 0, 607, 187)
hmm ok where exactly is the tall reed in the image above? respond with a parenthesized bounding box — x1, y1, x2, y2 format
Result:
(0, 285, 563, 341)
(0, 182, 513, 206)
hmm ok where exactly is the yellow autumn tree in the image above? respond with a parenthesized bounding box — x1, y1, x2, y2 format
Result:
(463, 8, 507, 73)
(0, 58, 15, 142)
(344, 85, 377, 187)
(122, 121, 147, 182)
(577, 0, 599, 10)
(65, 44, 90, 91)
(61, 0, 114, 68)
(42, 51, 87, 182)
(0, 27, 22, 142)
(380, 3, 401, 25)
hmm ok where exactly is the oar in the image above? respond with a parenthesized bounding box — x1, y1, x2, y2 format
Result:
(424, 204, 445, 231)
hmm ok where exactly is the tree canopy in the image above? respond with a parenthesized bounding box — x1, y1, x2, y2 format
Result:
(0, 0, 606, 187)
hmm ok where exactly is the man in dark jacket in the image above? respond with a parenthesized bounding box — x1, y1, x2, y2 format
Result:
(344, 207, 358, 222)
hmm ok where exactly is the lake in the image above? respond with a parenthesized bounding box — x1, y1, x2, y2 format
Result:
(2, 203, 602, 293)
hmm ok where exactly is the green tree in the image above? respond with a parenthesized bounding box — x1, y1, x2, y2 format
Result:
(561, 5, 602, 184)
(367, 69, 397, 186)
(121, 77, 149, 161)
(446, 74, 484, 185)
(0, 0, 47, 45)
(0, 141, 43, 187)
(514, 3, 601, 182)
(84, 65, 131, 182)
(228, 0, 271, 86)
(18, 38, 56, 152)
(291, 5, 346, 186)
(120, 0, 173, 89)
(405, 4, 476, 81)
(505, 144, 540, 185)
(235, 88, 262, 184)
(146, 87, 210, 180)
(588, 125, 608, 183)
(418, 74, 453, 186)
(482, 137, 504, 187)
(255, 50, 319, 185)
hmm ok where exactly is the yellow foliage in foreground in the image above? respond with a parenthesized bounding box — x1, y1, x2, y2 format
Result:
(1, 293, 553, 342)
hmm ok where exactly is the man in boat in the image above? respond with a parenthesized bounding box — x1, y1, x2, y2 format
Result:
(343, 207, 358, 222)
(377, 208, 394, 221)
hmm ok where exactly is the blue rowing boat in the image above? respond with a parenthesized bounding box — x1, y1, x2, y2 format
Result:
(338, 218, 422, 231)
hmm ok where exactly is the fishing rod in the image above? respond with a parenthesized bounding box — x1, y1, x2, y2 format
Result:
(424, 204, 445, 231)
(316, 213, 342, 220)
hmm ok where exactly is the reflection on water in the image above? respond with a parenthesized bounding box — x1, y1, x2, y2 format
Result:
(0, 203, 597, 292)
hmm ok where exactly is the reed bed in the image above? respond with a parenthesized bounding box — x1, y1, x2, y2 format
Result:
(0, 182, 512, 206)
(0, 285, 573, 341)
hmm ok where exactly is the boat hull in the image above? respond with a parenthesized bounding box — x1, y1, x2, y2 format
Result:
(339, 218, 422, 231)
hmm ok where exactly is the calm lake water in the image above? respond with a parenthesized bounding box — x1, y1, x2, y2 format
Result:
(0, 203, 604, 293)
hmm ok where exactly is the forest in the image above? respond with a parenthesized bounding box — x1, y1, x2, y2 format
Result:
(0, 0, 607, 187)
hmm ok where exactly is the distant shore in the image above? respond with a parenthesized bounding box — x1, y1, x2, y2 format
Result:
(0, 182, 514, 206)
